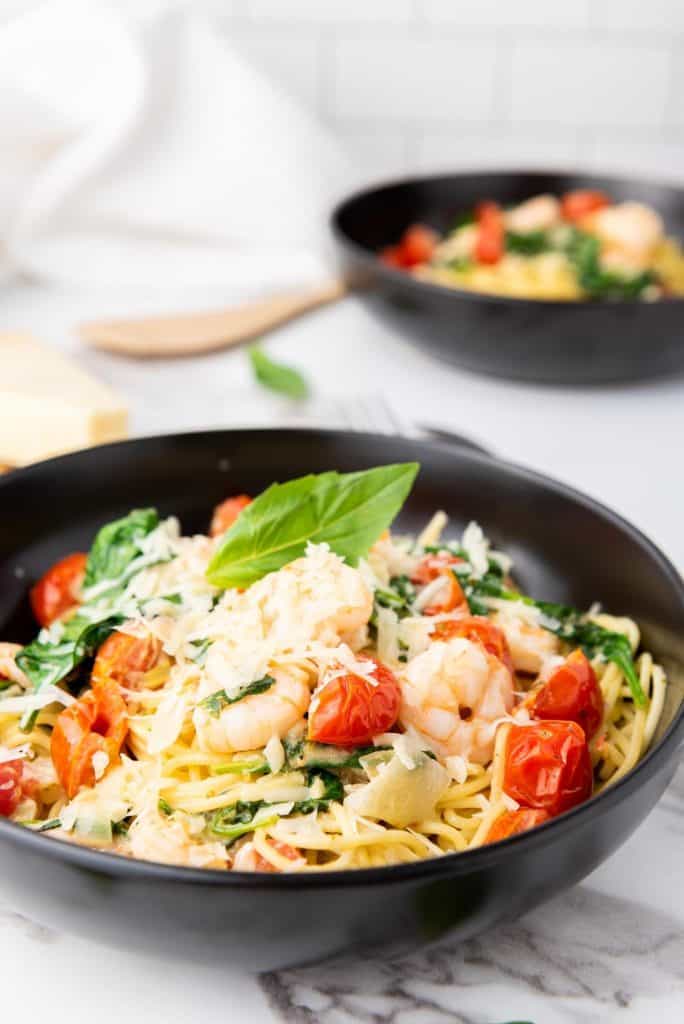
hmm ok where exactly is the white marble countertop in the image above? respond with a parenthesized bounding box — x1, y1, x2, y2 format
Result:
(1, 282, 683, 1023)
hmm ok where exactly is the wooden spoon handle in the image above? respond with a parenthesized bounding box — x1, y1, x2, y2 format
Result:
(78, 278, 347, 357)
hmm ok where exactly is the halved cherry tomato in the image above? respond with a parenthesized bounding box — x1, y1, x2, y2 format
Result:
(91, 631, 164, 695)
(560, 189, 610, 223)
(30, 552, 88, 628)
(380, 224, 438, 269)
(433, 615, 514, 676)
(210, 494, 252, 537)
(0, 759, 25, 817)
(411, 553, 467, 616)
(474, 201, 505, 265)
(51, 688, 128, 799)
(503, 720, 592, 817)
(308, 657, 401, 746)
(529, 649, 603, 739)
(484, 807, 550, 844)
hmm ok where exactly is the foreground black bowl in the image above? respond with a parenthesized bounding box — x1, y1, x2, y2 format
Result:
(331, 170, 684, 385)
(1, 429, 683, 970)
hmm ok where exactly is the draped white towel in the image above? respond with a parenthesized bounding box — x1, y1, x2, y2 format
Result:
(0, 0, 354, 300)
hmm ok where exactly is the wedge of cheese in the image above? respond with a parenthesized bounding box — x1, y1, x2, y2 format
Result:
(0, 332, 128, 466)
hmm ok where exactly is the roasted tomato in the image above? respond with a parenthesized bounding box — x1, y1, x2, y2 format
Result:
(308, 658, 401, 746)
(560, 189, 610, 223)
(411, 553, 466, 616)
(433, 615, 514, 676)
(503, 720, 592, 817)
(381, 223, 438, 269)
(529, 649, 603, 739)
(30, 552, 88, 627)
(253, 840, 303, 873)
(210, 494, 252, 538)
(0, 759, 25, 817)
(474, 201, 505, 265)
(91, 631, 164, 694)
(51, 688, 128, 799)
(484, 807, 550, 844)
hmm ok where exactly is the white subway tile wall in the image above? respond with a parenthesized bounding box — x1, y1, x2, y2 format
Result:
(215, 0, 684, 184)
(4, 0, 682, 183)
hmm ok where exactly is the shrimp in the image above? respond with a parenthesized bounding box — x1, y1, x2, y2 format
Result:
(398, 637, 514, 764)
(194, 665, 311, 754)
(0, 643, 30, 689)
(491, 610, 559, 675)
(232, 838, 305, 873)
(506, 195, 561, 234)
(588, 201, 664, 272)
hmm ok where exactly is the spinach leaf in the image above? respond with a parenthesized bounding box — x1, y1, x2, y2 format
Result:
(189, 638, 213, 667)
(249, 346, 309, 400)
(206, 463, 419, 588)
(158, 798, 173, 816)
(199, 676, 275, 717)
(16, 612, 124, 691)
(296, 769, 344, 813)
(567, 230, 656, 300)
(463, 574, 646, 706)
(84, 508, 159, 588)
(374, 575, 416, 618)
(505, 230, 550, 255)
(283, 738, 378, 770)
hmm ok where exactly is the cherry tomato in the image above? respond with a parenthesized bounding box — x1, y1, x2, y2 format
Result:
(433, 615, 514, 676)
(484, 807, 550, 844)
(210, 494, 252, 537)
(380, 224, 438, 269)
(411, 553, 467, 616)
(308, 658, 401, 746)
(30, 552, 88, 627)
(0, 759, 25, 817)
(503, 721, 592, 817)
(91, 631, 164, 694)
(561, 189, 610, 223)
(51, 688, 128, 799)
(253, 840, 302, 872)
(529, 649, 603, 739)
(474, 201, 505, 265)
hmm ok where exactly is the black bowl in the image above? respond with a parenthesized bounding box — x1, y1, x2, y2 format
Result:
(331, 170, 684, 385)
(1, 429, 683, 970)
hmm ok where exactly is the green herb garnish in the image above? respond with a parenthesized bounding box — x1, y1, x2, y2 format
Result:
(189, 638, 213, 667)
(206, 464, 419, 589)
(249, 346, 309, 400)
(463, 572, 646, 706)
(158, 798, 173, 816)
(84, 508, 160, 589)
(505, 230, 550, 255)
(200, 676, 275, 717)
(567, 229, 656, 299)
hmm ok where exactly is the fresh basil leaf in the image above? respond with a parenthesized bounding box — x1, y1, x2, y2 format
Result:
(16, 612, 124, 691)
(283, 737, 380, 770)
(206, 463, 419, 588)
(84, 508, 159, 588)
(505, 229, 549, 255)
(199, 676, 275, 717)
(249, 346, 309, 400)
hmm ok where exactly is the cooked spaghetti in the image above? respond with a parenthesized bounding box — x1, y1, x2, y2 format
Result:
(381, 189, 684, 301)
(0, 467, 667, 872)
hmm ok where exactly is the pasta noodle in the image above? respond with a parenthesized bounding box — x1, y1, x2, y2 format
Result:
(0, 499, 668, 872)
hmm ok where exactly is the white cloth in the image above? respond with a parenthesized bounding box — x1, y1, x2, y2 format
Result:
(0, 1, 353, 299)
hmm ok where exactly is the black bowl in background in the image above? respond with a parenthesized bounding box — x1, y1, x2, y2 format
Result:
(331, 170, 684, 385)
(0, 429, 683, 970)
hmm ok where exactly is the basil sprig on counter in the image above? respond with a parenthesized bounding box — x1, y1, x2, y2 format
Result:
(249, 346, 309, 400)
(206, 463, 419, 588)
(16, 508, 164, 691)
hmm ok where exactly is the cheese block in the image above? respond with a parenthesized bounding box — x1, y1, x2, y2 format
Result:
(0, 332, 128, 466)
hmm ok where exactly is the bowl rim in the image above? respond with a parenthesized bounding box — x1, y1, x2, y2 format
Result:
(1, 426, 683, 888)
(330, 166, 684, 310)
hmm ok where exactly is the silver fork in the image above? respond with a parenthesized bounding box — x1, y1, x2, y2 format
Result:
(333, 395, 491, 457)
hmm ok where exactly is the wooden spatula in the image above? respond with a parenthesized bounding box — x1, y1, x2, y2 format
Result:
(78, 278, 347, 357)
